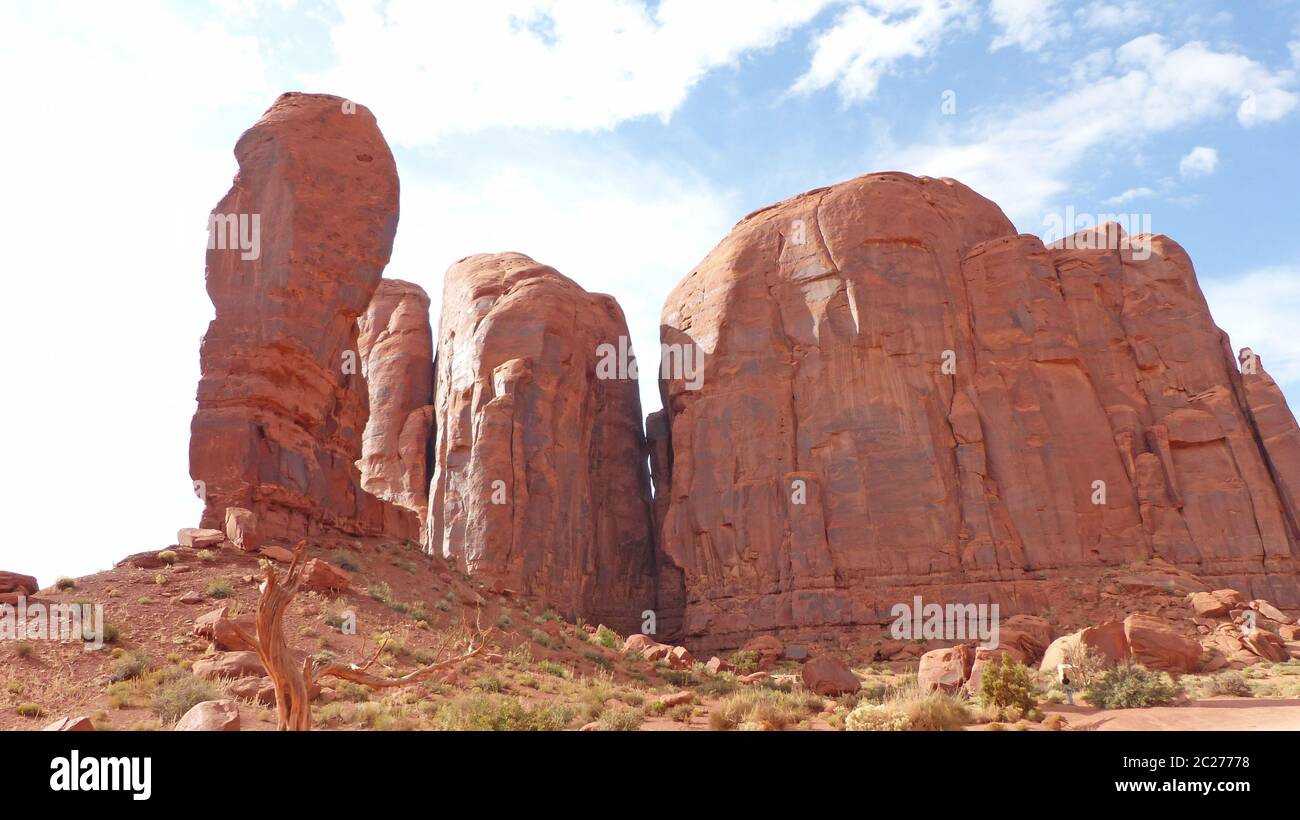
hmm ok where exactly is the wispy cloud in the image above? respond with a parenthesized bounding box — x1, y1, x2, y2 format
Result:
(879, 34, 1297, 224)
(989, 0, 1068, 52)
(1103, 186, 1155, 205)
(789, 0, 976, 102)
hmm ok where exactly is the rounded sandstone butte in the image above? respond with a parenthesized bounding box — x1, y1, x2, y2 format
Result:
(357, 278, 435, 525)
(189, 92, 419, 543)
(428, 252, 657, 633)
(653, 170, 1300, 648)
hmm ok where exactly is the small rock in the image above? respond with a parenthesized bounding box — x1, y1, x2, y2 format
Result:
(224, 507, 261, 552)
(193, 651, 266, 680)
(42, 715, 94, 731)
(660, 691, 693, 707)
(260, 545, 295, 563)
(742, 635, 784, 670)
(801, 655, 861, 696)
(178, 528, 225, 549)
(300, 558, 351, 593)
(174, 700, 240, 731)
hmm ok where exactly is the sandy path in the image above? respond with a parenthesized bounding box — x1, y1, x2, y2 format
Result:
(1054, 698, 1300, 731)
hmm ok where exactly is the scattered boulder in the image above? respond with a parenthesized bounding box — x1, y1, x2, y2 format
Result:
(260, 545, 295, 563)
(178, 528, 225, 549)
(42, 715, 94, 731)
(801, 655, 861, 696)
(1190, 591, 1230, 618)
(1040, 621, 1128, 673)
(1251, 599, 1295, 625)
(223, 507, 260, 552)
(742, 635, 784, 671)
(1211, 589, 1244, 608)
(192, 606, 257, 652)
(1242, 628, 1289, 663)
(704, 656, 735, 675)
(996, 614, 1054, 663)
(300, 558, 350, 593)
(193, 651, 266, 681)
(737, 672, 769, 685)
(226, 676, 276, 706)
(0, 572, 38, 596)
(918, 645, 974, 693)
(660, 691, 694, 708)
(622, 634, 657, 654)
(174, 699, 240, 731)
(1123, 614, 1202, 672)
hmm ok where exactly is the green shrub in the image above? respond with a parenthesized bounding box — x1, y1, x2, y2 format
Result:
(1085, 662, 1183, 709)
(368, 580, 393, 603)
(708, 688, 823, 731)
(157, 550, 178, 565)
(979, 654, 1036, 719)
(431, 694, 574, 731)
(495, 612, 513, 629)
(597, 707, 644, 731)
(196, 549, 216, 562)
(55, 577, 77, 590)
(845, 702, 911, 731)
(14, 642, 33, 659)
(16, 703, 45, 719)
(538, 660, 568, 678)
(152, 671, 221, 722)
(205, 579, 232, 599)
(593, 625, 620, 650)
(1208, 671, 1253, 698)
(110, 650, 151, 682)
(329, 550, 361, 572)
(729, 650, 760, 674)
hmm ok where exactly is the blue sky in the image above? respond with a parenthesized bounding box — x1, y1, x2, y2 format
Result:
(2, 0, 1299, 582)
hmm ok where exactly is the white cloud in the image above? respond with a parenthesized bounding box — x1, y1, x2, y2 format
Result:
(880, 35, 1297, 225)
(1074, 1, 1153, 30)
(790, 0, 975, 102)
(306, 0, 835, 144)
(1103, 186, 1155, 205)
(1179, 145, 1218, 178)
(989, 0, 1067, 53)
(1203, 267, 1300, 393)
(1290, 40, 1300, 67)
(0, 1, 275, 583)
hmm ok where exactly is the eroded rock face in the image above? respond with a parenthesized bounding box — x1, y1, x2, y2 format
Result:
(653, 171, 1300, 647)
(427, 252, 657, 633)
(357, 278, 435, 525)
(189, 92, 418, 544)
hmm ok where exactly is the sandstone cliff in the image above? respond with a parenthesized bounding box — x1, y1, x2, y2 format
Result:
(427, 252, 658, 632)
(190, 92, 419, 543)
(651, 171, 1300, 647)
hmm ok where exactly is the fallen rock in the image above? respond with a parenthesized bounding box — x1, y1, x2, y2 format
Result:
(742, 635, 785, 671)
(737, 672, 769, 685)
(918, 645, 974, 693)
(223, 507, 260, 552)
(704, 656, 735, 675)
(178, 528, 225, 549)
(1211, 589, 1245, 608)
(42, 716, 94, 731)
(300, 558, 351, 593)
(192, 606, 257, 652)
(260, 545, 295, 563)
(226, 676, 276, 706)
(1190, 591, 1230, 618)
(174, 700, 240, 731)
(193, 651, 266, 681)
(1124, 614, 1202, 672)
(1242, 628, 1289, 663)
(1251, 599, 1295, 625)
(1040, 621, 1129, 673)
(0, 572, 38, 596)
(660, 691, 694, 708)
(801, 655, 861, 696)
(622, 634, 658, 654)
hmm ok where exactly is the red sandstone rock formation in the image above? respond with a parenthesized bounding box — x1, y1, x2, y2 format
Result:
(357, 278, 435, 525)
(427, 252, 657, 633)
(189, 93, 418, 543)
(652, 171, 1300, 647)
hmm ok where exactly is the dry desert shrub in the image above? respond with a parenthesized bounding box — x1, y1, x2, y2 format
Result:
(708, 686, 823, 731)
